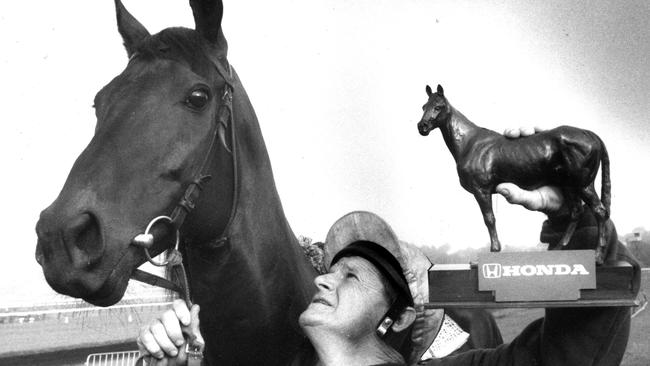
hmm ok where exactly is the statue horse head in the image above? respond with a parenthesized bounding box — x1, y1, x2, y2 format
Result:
(35, 1, 315, 364)
(417, 84, 451, 136)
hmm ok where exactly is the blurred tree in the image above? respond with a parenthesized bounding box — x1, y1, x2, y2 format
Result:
(298, 235, 326, 274)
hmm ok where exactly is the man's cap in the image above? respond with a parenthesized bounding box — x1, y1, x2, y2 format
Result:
(323, 211, 444, 365)
(331, 240, 413, 308)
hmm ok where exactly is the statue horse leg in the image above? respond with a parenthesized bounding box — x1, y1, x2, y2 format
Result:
(579, 183, 609, 264)
(473, 189, 501, 252)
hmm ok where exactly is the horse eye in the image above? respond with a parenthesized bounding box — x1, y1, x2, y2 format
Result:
(185, 89, 210, 109)
(434, 106, 442, 111)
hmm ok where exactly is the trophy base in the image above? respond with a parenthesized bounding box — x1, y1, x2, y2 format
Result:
(427, 255, 638, 308)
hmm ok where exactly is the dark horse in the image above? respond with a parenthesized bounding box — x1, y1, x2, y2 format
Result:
(34, 1, 316, 364)
(417, 84, 611, 263)
(34, 1, 501, 363)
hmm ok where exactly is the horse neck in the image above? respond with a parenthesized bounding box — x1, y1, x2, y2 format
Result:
(230, 74, 315, 282)
(184, 72, 316, 365)
(190, 68, 315, 320)
(438, 106, 480, 163)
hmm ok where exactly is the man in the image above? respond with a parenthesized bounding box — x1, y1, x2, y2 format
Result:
(292, 210, 437, 365)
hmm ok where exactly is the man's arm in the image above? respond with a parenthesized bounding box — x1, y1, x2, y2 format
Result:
(535, 206, 639, 365)
(422, 185, 639, 366)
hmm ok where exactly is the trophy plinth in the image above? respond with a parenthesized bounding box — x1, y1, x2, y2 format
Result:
(427, 250, 638, 308)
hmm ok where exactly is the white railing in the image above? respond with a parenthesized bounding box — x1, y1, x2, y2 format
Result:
(85, 350, 140, 366)
(632, 293, 647, 319)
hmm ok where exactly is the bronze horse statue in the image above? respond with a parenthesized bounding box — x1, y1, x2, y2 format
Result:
(417, 84, 611, 263)
(34, 1, 502, 363)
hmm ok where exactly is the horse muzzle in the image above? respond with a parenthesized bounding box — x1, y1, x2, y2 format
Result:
(35, 208, 132, 305)
(418, 121, 431, 136)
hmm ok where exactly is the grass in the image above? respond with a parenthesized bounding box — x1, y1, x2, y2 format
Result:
(0, 301, 171, 357)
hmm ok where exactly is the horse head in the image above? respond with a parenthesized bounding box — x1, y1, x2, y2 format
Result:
(35, 0, 236, 306)
(417, 84, 451, 136)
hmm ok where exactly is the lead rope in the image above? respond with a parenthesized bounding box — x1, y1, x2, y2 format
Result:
(134, 251, 203, 366)
(132, 60, 236, 366)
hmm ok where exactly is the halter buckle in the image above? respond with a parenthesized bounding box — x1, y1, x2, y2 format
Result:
(222, 86, 232, 103)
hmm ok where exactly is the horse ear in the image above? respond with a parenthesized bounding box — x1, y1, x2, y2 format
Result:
(114, 0, 150, 58)
(437, 84, 444, 96)
(426, 85, 433, 97)
(190, 0, 229, 56)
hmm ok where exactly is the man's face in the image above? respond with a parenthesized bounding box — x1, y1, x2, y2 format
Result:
(299, 256, 391, 340)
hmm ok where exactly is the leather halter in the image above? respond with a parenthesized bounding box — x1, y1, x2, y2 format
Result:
(130, 55, 238, 364)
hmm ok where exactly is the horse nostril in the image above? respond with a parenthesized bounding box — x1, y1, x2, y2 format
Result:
(64, 213, 104, 268)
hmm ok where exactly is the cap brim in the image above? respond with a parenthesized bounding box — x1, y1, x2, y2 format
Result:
(324, 211, 403, 270)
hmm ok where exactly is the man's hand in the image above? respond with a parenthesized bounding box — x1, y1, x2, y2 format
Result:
(137, 299, 202, 366)
(496, 184, 564, 214)
(502, 126, 544, 139)
(497, 127, 564, 214)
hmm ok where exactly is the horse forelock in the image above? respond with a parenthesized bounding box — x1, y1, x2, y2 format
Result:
(134, 27, 219, 82)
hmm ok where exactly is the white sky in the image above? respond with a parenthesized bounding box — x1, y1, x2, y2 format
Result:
(1, 0, 649, 305)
